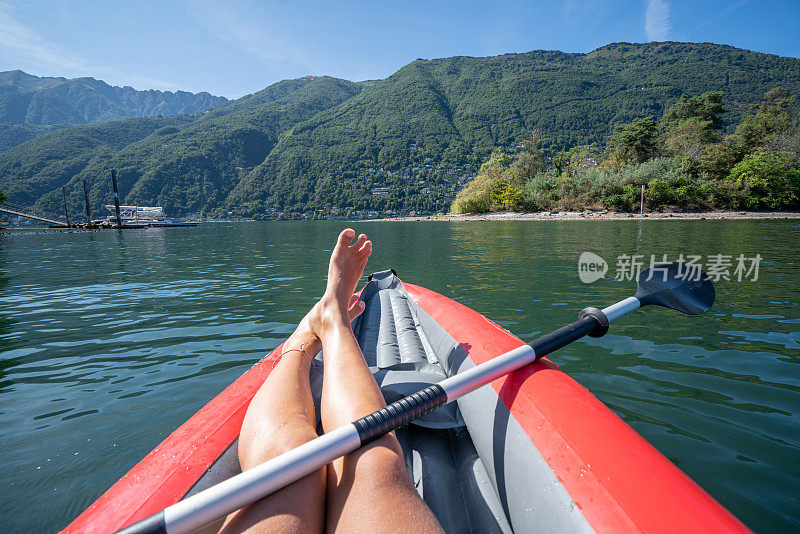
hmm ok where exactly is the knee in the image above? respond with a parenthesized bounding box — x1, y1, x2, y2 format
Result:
(345, 437, 411, 489)
(239, 418, 318, 471)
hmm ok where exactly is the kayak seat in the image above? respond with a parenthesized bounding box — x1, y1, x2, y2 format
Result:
(348, 270, 512, 533)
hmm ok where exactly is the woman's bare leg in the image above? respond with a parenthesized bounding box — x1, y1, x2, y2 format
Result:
(218, 320, 325, 534)
(220, 296, 365, 533)
(311, 229, 443, 533)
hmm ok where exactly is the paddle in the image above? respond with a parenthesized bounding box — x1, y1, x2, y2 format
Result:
(118, 261, 714, 534)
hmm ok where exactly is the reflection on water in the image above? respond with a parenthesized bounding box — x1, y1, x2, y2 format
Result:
(0, 220, 798, 532)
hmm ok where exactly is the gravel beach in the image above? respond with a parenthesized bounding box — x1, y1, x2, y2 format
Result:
(373, 210, 800, 222)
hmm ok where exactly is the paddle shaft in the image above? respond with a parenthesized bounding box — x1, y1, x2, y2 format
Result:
(117, 298, 638, 534)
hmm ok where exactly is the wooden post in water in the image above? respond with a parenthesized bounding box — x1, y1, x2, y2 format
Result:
(83, 179, 92, 225)
(110, 170, 122, 227)
(62, 186, 72, 227)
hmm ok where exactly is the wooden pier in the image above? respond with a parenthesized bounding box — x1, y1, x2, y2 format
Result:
(1, 171, 198, 230)
(0, 202, 69, 227)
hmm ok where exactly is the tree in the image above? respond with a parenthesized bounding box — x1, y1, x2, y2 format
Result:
(555, 145, 598, 179)
(662, 92, 725, 131)
(0, 190, 6, 204)
(450, 148, 512, 214)
(701, 140, 746, 179)
(662, 92, 725, 161)
(665, 117, 719, 160)
(607, 117, 658, 165)
(492, 176, 525, 211)
(511, 130, 546, 182)
(478, 148, 512, 178)
(450, 175, 493, 213)
(701, 87, 797, 179)
(735, 87, 796, 150)
(552, 151, 569, 176)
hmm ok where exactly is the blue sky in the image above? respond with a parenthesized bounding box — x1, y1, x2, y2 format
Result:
(0, 0, 797, 99)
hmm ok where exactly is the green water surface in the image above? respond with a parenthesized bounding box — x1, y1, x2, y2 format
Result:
(0, 220, 798, 532)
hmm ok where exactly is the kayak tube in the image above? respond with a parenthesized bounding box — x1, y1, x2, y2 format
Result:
(63, 270, 748, 533)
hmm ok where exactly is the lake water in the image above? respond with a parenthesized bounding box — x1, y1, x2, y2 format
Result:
(1, 220, 798, 532)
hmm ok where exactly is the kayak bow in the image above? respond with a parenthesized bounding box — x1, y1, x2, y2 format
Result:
(66, 264, 745, 534)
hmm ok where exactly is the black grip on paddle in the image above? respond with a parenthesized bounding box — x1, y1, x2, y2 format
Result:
(528, 316, 599, 358)
(354, 384, 447, 444)
(578, 307, 609, 337)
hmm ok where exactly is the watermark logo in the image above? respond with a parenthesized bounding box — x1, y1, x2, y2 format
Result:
(578, 252, 608, 283)
(578, 252, 763, 283)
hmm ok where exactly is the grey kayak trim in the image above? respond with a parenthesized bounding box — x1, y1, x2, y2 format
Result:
(412, 297, 592, 533)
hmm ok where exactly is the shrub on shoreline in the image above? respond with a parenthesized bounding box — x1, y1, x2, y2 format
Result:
(725, 150, 800, 209)
(451, 88, 800, 214)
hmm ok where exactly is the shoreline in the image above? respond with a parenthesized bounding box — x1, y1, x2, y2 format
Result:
(371, 210, 800, 222)
(4, 211, 800, 231)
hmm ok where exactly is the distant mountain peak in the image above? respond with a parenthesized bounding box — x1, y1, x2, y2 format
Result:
(0, 70, 227, 132)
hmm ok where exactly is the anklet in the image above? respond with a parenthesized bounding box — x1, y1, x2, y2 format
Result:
(275, 341, 315, 372)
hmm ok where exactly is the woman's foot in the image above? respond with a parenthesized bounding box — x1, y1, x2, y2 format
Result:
(326, 228, 372, 308)
(308, 228, 372, 337)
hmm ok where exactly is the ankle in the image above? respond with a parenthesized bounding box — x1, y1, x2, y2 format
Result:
(321, 304, 351, 331)
(285, 330, 321, 356)
(278, 341, 317, 371)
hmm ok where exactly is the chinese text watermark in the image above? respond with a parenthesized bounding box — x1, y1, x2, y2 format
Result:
(578, 253, 762, 283)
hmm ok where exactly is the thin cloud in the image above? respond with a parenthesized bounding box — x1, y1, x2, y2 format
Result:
(561, 0, 604, 28)
(184, 0, 316, 74)
(693, 0, 750, 31)
(645, 0, 672, 42)
(0, 2, 193, 92)
(0, 3, 87, 72)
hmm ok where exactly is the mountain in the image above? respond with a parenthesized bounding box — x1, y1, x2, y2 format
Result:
(0, 116, 196, 208)
(0, 70, 227, 149)
(0, 123, 55, 151)
(228, 42, 800, 214)
(1, 42, 798, 218)
(0, 70, 66, 93)
(0, 76, 362, 217)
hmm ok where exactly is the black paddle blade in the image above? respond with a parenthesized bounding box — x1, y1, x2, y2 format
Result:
(634, 262, 715, 315)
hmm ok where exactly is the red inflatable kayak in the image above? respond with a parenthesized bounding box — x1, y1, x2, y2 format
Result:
(64, 271, 748, 533)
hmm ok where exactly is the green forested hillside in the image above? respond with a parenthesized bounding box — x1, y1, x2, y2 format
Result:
(0, 123, 57, 151)
(0, 115, 196, 207)
(229, 42, 800, 215)
(0, 76, 362, 217)
(2, 42, 798, 218)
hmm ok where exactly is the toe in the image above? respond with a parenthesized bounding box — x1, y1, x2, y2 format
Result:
(336, 228, 356, 248)
(351, 233, 368, 250)
(357, 240, 372, 257)
(347, 300, 366, 321)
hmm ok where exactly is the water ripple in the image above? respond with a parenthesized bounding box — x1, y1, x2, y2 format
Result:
(1, 221, 799, 532)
